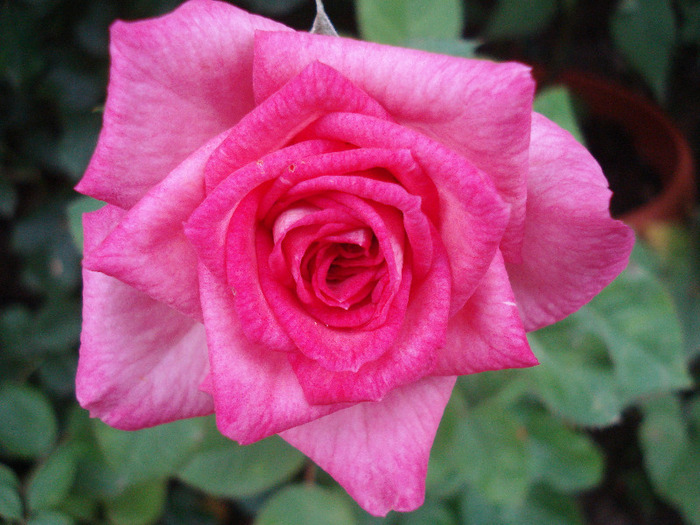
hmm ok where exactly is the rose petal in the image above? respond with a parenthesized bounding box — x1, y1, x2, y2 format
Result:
(288, 231, 451, 404)
(300, 113, 510, 315)
(506, 113, 635, 331)
(77, 206, 213, 429)
(280, 376, 456, 516)
(77, 0, 290, 208)
(433, 250, 538, 375)
(259, 147, 440, 224)
(254, 31, 533, 261)
(197, 262, 342, 444)
(254, 213, 411, 373)
(260, 151, 434, 279)
(83, 132, 227, 321)
(186, 139, 344, 284)
(204, 61, 391, 191)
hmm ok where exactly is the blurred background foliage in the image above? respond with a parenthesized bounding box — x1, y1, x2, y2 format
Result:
(1, 0, 699, 523)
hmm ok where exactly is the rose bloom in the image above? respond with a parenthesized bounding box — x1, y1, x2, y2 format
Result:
(75, 0, 634, 516)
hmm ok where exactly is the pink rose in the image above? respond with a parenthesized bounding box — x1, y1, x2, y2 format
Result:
(75, 0, 634, 516)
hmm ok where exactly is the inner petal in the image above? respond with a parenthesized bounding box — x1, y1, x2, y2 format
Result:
(311, 243, 384, 310)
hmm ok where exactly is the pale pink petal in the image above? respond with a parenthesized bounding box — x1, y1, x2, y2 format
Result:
(83, 132, 227, 321)
(76, 0, 290, 208)
(280, 376, 456, 516)
(433, 251, 538, 375)
(77, 206, 213, 429)
(197, 263, 342, 444)
(254, 31, 533, 261)
(506, 114, 635, 331)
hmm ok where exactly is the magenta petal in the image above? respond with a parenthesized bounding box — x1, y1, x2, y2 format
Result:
(204, 61, 391, 191)
(280, 376, 456, 516)
(77, 206, 213, 429)
(506, 114, 635, 330)
(301, 113, 510, 315)
(77, 0, 290, 208)
(83, 133, 226, 321)
(254, 31, 533, 261)
(197, 263, 342, 444)
(288, 233, 452, 404)
(186, 140, 344, 284)
(256, 228, 412, 374)
(433, 251, 538, 375)
(223, 188, 296, 351)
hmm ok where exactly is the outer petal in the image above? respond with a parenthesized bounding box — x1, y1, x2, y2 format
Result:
(254, 31, 534, 261)
(506, 114, 635, 331)
(197, 262, 342, 445)
(76, 0, 290, 208)
(77, 205, 213, 429)
(280, 376, 456, 517)
(83, 132, 227, 321)
(433, 251, 538, 375)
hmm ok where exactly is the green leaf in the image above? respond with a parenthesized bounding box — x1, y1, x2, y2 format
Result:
(255, 485, 357, 525)
(29, 296, 82, 356)
(2, 297, 81, 360)
(640, 395, 688, 491)
(105, 480, 167, 525)
(26, 510, 75, 525)
(0, 304, 32, 360)
(0, 465, 23, 521)
(665, 444, 700, 525)
(93, 417, 205, 487)
(0, 485, 23, 522)
(397, 500, 456, 525)
(504, 485, 585, 525)
(356, 0, 463, 46)
(520, 405, 603, 492)
(403, 38, 480, 58)
(57, 494, 99, 523)
(643, 220, 700, 358)
(66, 196, 104, 254)
(640, 394, 700, 525)
(72, 453, 122, 500)
(178, 428, 305, 499)
(526, 245, 690, 426)
(11, 202, 82, 293)
(452, 402, 529, 507)
(37, 354, 78, 397)
(0, 464, 19, 488)
(486, 0, 558, 39)
(583, 249, 691, 404)
(459, 484, 584, 525)
(533, 86, 585, 145)
(459, 486, 505, 525)
(27, 443, 80, 512)
(0, 383, 58, 459)
(611, 0, 676, 101)
(527, 321, 622, 427)
(426, 387, 467, 498)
